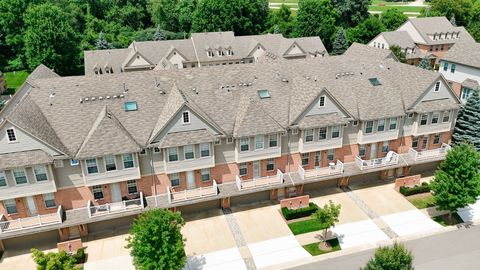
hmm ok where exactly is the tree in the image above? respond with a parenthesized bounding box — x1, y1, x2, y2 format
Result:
(452, 90, 480, 149)
(295, 0, 338, 50)
(96, 32, 114, 50)
(347, 15, 386, 45)
(427, 0, 473, 26)
(192, 0, 269, 35)
(419, 57, 431, 70)
(468, 20, 480, 42)
(154, 25, 166, 41)
(431, 143, 480, 223)
(314, 200, 341, 241)
(24, 3, 80, 75)
(381, 8, 408, 31)
(362, 242, 414, 270)
(31, 248, 77, 270)
(450, 15, 457, 26)
(267, 4, 295, 36)
(332, 0, 371, 28)
(332, 27, 348, 55)
(390, 45, 406, 63)
(126, 209, 186, 270)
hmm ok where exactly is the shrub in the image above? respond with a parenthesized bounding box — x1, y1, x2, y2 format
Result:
(73, 248, 85, 264)
(400, 183, 431, 196)
(282, 202, 319, 220)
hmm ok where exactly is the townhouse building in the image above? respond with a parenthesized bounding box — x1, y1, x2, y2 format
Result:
(0, 43, 461, 250)
(439, 40, 480, 103)
(368, 17, 475, 66)
(83, 31, 327, 76)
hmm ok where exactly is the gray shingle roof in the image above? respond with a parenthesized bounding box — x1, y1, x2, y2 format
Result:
(381, 31, 416, 49)
(411, 99, 460, 113)
(442, 39, 480, 69)
(159, 129, 214, 148)
(408, 17, 475, 45)
(462, 78, 479, 90)
(0, 150, 53, 170)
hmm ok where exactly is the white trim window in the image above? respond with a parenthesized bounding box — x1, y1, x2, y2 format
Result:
(412, 136, 419, 148)
(434, 81, 441, 92)
(301, 153, 310, 166)
(359, 144, 366, 157)
(122, 153, 135, 168)
(255, 135, 264, 150)
(327, 149, 334, 161)
(319, 95, 326, 107)
(0, 171, 6, 187)
(104, 155, 117, 171)
(201, 168, 210, 181)
(200, 143, 210, 157)
(92, 185, 104, 200)
(43, 193, 56, 208)
(377, 119, 385, 132)
(127, 180, 138, 194)
(13, 169, 27, 185)
(389, 117, 397, 130)
(318, 127, 327, 140)
(184, 145, 195, 160)
(305, 129, 314, 142)
(442, 111, 450, 123)
(382, 141, 389, 153)
(34, 165, 48, 182)
(331, 126, 340, 138)
(169, 173, 180, 186)
(240, 137, 249, 152)
(420, 114, 428, 126)
(365, 121, 373, 134)
(433, 133, 441, 144)
(239, 163, 248, 176)
(431, 112, 440, 124)
(86, 159, 98, 174)
(269, 134, 278, 147)
(182, 111, 190, 124)
(3, 199, 17, 214)
(266, 158, 275, 171)
(6, 128, 17, 142)
(168, 147, 179, 162)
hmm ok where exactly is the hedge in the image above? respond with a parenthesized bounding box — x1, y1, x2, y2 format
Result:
(400, 182, 431, 196)
(73, 248, 86, 264)
(281, 202, 319, 220)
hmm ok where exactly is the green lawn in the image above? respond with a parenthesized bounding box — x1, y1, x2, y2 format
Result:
(368, 5, 426, 13)
(371, 0, 410, 5)
(288, 218, 328, 235)
(433, 212, 464, 227)
(4, 70, 29, 94)
(408, 194, 436, 209)
(303, 238, 341, 256)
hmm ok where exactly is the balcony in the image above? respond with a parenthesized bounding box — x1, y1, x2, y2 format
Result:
(0, 206, 63, 233)
(235, 170, 284, 190)
(412, 122, 451, 136)
(164, 156, 215, 174)
(235, 147, 281, 163)
(298, 160, 344, 181)
(299, 137, 343, 153)
(409, 143, 451, 162)
(167, 180, 218, 204)
(355, 151, 399, 171)
(84, 168, 141, 187)
(357, 129, 399, 144)
(0, 180, 57, 201)
(87, 192, 144, 218)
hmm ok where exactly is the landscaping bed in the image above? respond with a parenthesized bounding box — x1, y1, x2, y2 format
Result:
(288, 218, 328, 235)
(281, 202, 318, 220)
(303, 238, 341, 256)
(407, 193, 436, 209)
(433, 212, 464, 226)
(399, 182, 431, 196)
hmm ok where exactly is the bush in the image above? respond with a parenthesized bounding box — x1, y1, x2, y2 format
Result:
(73, 248, 85, 264)
(282, 202, 319, 220)
(400, 182, 431, 196)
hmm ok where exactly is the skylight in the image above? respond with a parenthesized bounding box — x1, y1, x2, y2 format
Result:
(124, 101, 138, 112)
(258, 89, 271, 99)
(368, 78, 381, 86)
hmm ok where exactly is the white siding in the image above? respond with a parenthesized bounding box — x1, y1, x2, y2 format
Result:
(0, 122, 60, 155)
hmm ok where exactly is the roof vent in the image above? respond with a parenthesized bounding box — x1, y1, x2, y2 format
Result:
(159, 90, 166, 94)
(258, 89, 271, 99)
(99, 96, 104, 100)
(106, 96, 111, 99)
(84, 97, 89, 101)
(368, 78, 382, 86)
(119, 94, 125, 98)
(193, 88, 198, 94)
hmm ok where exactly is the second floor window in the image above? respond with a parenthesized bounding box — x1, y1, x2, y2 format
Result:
(13, 169, 27, 184)
(443, 62, 449, 71)
(0, 171, 6, 187)
(442, 111, 450, 123)
(377, 119, 385, 132)
(105, 155, 117, 171)
(3, 199, 17, 214)
(319, 127, 327, 140)
(305, 129, 314, 142)
(240, 138, 249, 152)
(92, 185, 104, 200)
(365, 121, 373, 134)
(168, 148, 178, 162)
(239, 163, 248, 176)
(34, 166, 48, 181)
(331, 126, 340, 138)
(255, 135, 264, 150)
(269, 134, 278, 147)
(200, 143, 210, 157)
(86, 159, 98, 174)
(461, 88, 472, 100)
(451, 64, 456, 73)
(420, 114, 428, 126)
(389, 117, 397, 130)
(431, 112, 440, 124)
(123, 153, 134, 169)
(127, 180, 138, 194)
(184, 145, 195, 160)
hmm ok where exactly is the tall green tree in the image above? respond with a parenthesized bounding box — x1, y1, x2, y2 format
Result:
(96, 32, 114, 50)
(314, 200, 341, 241)
(24, 3, 80, 75)
(347, 16, 386, 45)
(381, 8, 408, 31)
(431, 143, 480, 222)
(452, 90, 480, 149)
(427, 0, 473, 26)
(31, 248, 78, 270)
(332, 27, 349, 55)
(126, 209, 186, 270)
(192, 0, 269, 35)
(362, 242, 414, 270)
(390, 45, 406, 63)
(267, 4, 295, 36)
(332, 0, 372, 28)
(295, 0, 338, 50)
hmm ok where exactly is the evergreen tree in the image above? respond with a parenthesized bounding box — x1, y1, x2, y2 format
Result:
(419, 57, 431, 70)
(452, 90, 480, 150)
(450, 15, 457, 26)
(154, 25, 165, 41)
(273, 24, 280, 34)
(332, 27, 348, 55)
(362, 242, 414, 270)
(95, 32, 114, 50)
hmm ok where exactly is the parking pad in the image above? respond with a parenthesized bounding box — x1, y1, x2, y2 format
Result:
(183, 247, 247, 270)
(381, 209, 442, 237)
(332, 219, 390, 249)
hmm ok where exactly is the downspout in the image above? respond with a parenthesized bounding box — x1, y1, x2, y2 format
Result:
(149, 148, 157, 207)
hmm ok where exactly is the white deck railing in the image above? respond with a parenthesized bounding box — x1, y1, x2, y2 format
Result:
(299, 160, 344, 180)
(167, 180, 218, 204)
(355, 151, 399, 171)
(235, 169, 284, 190)
(0, 206, 63, 233)
(88, 192, 144, 218)
(409, 143, 451, 161)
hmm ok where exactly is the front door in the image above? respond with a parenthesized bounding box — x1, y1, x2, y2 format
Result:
(422, 136, 429, 150)
(253, 160, 261, 178)
(110, 183, 122, 202)
(370, 143, 377, 159)
(25, 196, 37, 216)
(186, 171, 196, 190)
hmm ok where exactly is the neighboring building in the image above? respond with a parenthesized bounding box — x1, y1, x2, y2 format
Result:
(368, 17, 475, 66)
(84, 31, 328, 76)
(0, 44, 461, 249)
(439, 40, 480, 103)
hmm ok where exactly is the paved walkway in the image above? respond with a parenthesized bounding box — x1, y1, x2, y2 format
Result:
(458, 199, 480, 223)
(247, 236, 310, 269)
(381, 209, 442, 237)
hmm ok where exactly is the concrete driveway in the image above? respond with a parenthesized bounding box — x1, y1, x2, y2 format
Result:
(353, 183, 415, 216)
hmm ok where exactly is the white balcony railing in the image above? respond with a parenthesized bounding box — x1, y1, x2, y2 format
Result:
(0, 206, 63, 233)
(355, 151, 399, 171)
(235, 169, 284, 190)
(167, 180, 218, 204)
(298, 160, 344, 181)
(87, 192, 144, 218)
(409, 143, 451, 161)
